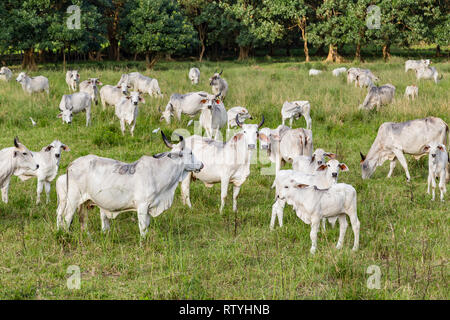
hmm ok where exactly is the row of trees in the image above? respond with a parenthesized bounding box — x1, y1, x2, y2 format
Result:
(0, 0, 448, 69)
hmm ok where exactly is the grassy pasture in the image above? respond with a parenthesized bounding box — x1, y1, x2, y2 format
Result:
(0, 56, 448, 299)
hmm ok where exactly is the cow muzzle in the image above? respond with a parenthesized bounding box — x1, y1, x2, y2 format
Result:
(332, 172, 338, 178)
(248, 144, 256, 150)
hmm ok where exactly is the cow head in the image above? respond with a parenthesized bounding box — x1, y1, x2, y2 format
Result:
(126, 91, 144, 106)
(160, 103, 174, 124)
(258, 127, 272, 151)
(199, 92, 221, 110)
(209, 70, 223, 86)
(16, 72, 27, 83)
(422, 142, 447, 163)
(316, 159, 349, 183)
(360, 151, 377, 179)
(116, 82, 130, 95)
(12, 137, 39, 174)
(71, 71, 80, 82)
(236, 114, 264, 150)
(87, 78, 102, 90)
(57, 105, 74, 124)
(312, 148, 337, 166)
(157, 131, 203, 173)
(44, 140, 70, 160)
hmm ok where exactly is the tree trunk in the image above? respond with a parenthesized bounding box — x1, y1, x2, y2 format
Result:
(106, 4, 122, 61)
(355, 43, 364, 62)
(435, 45, 441, 57)
(22, 48, 37, 70)
(297, 16, 309, 62)
(145, 52, 158, 69)
(324, 44, 344, 63)
(382, 43, 391, 62)
(62, 46, 66, 73)
(238, 46, 250, 61)
(198, 24, 207, 62)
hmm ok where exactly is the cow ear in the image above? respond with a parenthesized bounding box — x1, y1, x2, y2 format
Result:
(339, 163, 349, 172)
(296, 184, 309, 189)
(62, 145, 70, 152)
(13, 151, 18, 158)
(139, 96, 145, 103)
(326, 153, 337, 159)
(233, 133, 243, 142)
(258, 133, 270, 143)
(44, 145, 53, 152)
(57, 113, 63, 118)
(316, 164, 327, 171)
(422, 145, 430, 153)
(126, 96, 131, 100)
(310, 154, 315, 164)
(98, 81, 103, 85)
(200, 99, 207, 104)
(437, 145, 444, 152)
(87, 81, 91, 84)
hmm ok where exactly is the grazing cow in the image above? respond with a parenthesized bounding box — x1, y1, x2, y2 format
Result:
(404, 85, 418, 100)
(118, 72, 162, 97)
(355, 72, 374, 88)
(115, 92, 145, 136)
(309, 69, 322, 76)
(199, 93, 227, 139)
(0, 137, 39, 203)
(16, 72, 49, 95)
(360, 117, 449, 181)
(359, 84, 395, 111)
(56, 132, 203, 236)
(58, 92, 92, 126)
(332, 67, 347, 77)
(180, 116, 264, 212)
(209, 70, 228, 100)
(405, 59, 430, 73)
(189, 67, 200, 84)
(160, 91, 212, 124)
(0, 67, 13, 81)
(6, 140, 70, 204)
(292, 149, 337, 173)
(65, 70, 80, 92)
(79, 78, 102, 105)
(227, 106, 252, 129)
(423, 143, 449, 201)
(347, 68, 379, 85)
(281, 100, 312, 130)
(259, 125, 313, 173)
(416, 65, 442, 84)
(273, 182, 360, 254)
(100, 82, 130, 110)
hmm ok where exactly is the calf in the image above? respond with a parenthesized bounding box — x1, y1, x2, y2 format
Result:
(359, 84, 395, 111)
(100, 82, 130, 110)
(355, 73, 374, 88)
(58, 92, 92, 126)
(227, 106, 252, 129)
(11, 140, 70, 204)
(0, 137, 39, 203)
(273, 182, 360, 254)
(281, 100, 312, 130)
(0, 67, 13, 81)
(309, 69, 322, 76)
(16, 72, 49, 95)
(189, 67, 200, 84)
(65, 70, 80, 92)
(405, 59, 430, 73)
(347, 68, 379, 85)
(160, 91, 210, 124)
(79, 78, 102, 105)
(292, 149, 337, 173)
(404, 85, 418, 100)
(199, 93, 227, 139)
(118, 72, 162, 97)
(115, 92, 145, 136)
(416, 65, 442, 84)
(423, 143, 449, 201)
(332, 67, 347, 77)
(209, 71, 228, 100)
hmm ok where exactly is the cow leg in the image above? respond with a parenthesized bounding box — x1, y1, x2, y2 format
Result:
(181, 173, 192, 208)
(321, 218, 327, 233)
(309, 216, 320, 254)
(439, 171, 446, 202)
(427, 172, 432, 195)
(305, 115, 312, 130)
(387, 158, 397, 178)
(130, 120, 136, 137)
(44, 181, 51, 204)
(336, 214, 348, 250)
(392, 149, 411, 181)
(289, 117, 293, 128)
(348, 205, 360, 251)
(86, 106, 91, 126)
(120, 119, 126, 135)
(1, 177, 10, 203)
(431, 173, 436, 201)
(137, 204, 151, 238)
(100, 210, 111, 232)
(232, 184, 241, 212)
(271, 198, 285, 230)
(219, 178, 230, 213)
(36, 179, 44, 204)
(79, 204, 89, 232)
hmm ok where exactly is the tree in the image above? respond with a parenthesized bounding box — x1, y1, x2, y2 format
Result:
(126, 0, 196, 69)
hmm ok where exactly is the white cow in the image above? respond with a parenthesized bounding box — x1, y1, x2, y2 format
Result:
(405, 59, 430, 73)
(355, 72, 374, 88)
(199, 93, 227, 139)
(309, 69, 322, 76)
(189, 67, 200, 84)
(359, 84, 395, 111)
(273, 181, 360, 254)
(118, 72, 162, 97)
(0, 67, 13, 81)
(79, 78, 102, 105)
(292, 149, 337, 173)
(281, 100, 312, 130)
(423, 143, 449, 201)
(16, 72, 49, 95)
(65, 70, 80, 92)
(100, 82, 130, 110)
(6, 140, 70, 204)
(209, 71, 228, 100)
(347, 68, 379, 85)
(0, 137, 39, 203)
(404, 85, 418, 100)
(360, 117, 449, 181)
(160, 91, 211, 124)
(115, 92, 145, 136)
(56, 132, 203, 236)
(180, 116, 265, 212)
(227, 106, 252, 129)
(416, 65, 442, 84)
(58, 92, 92, 126)
(332, 67, 347, 77)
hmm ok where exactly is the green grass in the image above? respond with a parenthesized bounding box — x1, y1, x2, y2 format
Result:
(0, 57, 448, 299)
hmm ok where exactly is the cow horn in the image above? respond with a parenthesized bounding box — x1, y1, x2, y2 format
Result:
(174, 133, 185, 149)
(161, 131, 173, 149)
(158, 105, 162, 113)
(360, 152, 366, 161)
(235, 114, 242, 127)
(258, 115, 265, 129)
(219, 70, 223, 75)
(14, 136, 19, 148)
(215, 92, 222, 99)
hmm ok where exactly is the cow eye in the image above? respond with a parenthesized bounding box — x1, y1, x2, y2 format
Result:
(22, 152, 27, 156)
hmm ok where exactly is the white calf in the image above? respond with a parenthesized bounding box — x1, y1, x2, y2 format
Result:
(281, 100, 312, 130)
(58, 92, 92, 126)
(309, 69, 322, 76)
(100, 82, 130, 110)
(404, 85, 418, 100)
(0, 67, 13, 81)
(332, 67, 347, 77)
(227, 106, 252, 129)
(423, 143, 449, 201)
(80, 78, 102, 105)
(292, 149, 337, 173)
(65, 70, 80, 92)
(16, 72, 49, 94)
(115, 92, 145, 136)
(189, 67, 200, 84)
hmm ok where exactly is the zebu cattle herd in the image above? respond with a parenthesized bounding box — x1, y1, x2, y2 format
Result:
(0, 59, 448, 255)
